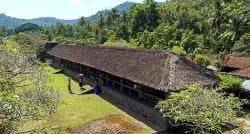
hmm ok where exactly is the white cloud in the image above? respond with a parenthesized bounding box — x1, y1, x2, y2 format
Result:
(66, 0, 85, 5)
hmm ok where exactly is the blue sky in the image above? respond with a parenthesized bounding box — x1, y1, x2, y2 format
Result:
(0, 0, 165, 20)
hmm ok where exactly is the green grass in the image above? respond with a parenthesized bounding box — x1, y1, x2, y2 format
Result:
(246, 112, 250, 119)
(20, 66, 151, 133)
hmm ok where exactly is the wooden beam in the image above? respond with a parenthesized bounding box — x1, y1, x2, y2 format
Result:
(120, 79, 123, 92)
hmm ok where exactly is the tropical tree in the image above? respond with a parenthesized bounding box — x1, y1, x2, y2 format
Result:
(0, 25, 9, 37)
(14, 23, 42, 34)
(106, 8, 119, 26)
(180, 30, 203, 53)
(218, 2, 250, 53)
(0, 40, 60, 133)
(232, 33, 250, 56)
(129, 0, 159, 37)
(78, 17, 86, 26)
(136, 23, 176, 49)
(98, 13, 105, 29)
(156, 84, 245, 133)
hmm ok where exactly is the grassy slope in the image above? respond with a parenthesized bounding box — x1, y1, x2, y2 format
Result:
(21, 66, 151, 133)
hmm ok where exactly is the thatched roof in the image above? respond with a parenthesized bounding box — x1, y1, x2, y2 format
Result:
(233, 67, 250, 78)
(48, 44, 218, 92)
(224, 56, 250, 69)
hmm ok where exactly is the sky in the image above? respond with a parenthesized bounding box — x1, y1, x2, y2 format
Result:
(0, 0, 165, 20)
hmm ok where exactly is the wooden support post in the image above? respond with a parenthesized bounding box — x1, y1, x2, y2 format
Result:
(98, 70, 102, 85)
(138, 89, 143, 99)
(98, 70, 100, 78)
(112, 81, 115, 88)
(129, 89, 131, 95)
(80, 64, 82, 74)
(120, 79, 123, 92)
(86, 67, 90, 77)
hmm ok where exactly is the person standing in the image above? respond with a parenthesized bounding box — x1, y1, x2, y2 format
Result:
(79, 74, 84, 90)
(68, 78, 73, 94)
(79, 80, 83, 90)
(93, 77, 101, 94)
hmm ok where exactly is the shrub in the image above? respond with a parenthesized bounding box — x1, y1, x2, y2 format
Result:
(156, 85, 244, 133)
(215, 60, 222, 70)
(103, 38, 131, 48)
(171, 46, 187, 56)
(195, 54, 210, 67)
(218, 74, 243, 91)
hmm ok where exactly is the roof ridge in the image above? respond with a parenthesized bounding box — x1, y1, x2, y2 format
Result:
(61, 44, 171, 54)
(158, 52, 171, 91)
(164, 53, 179, 91)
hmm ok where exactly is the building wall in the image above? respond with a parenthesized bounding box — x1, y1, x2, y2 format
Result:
(99, 85, 170, 131)
(50, 62, 170, 131)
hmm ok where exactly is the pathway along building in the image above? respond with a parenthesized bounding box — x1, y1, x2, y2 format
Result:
(45, 43, 218, 130)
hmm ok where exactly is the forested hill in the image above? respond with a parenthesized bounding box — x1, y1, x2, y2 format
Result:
(0, 1, 135, 27)
(0, 14, 77, 27)
(86, 1, 136, 21)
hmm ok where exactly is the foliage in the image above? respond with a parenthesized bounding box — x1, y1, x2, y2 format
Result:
(136, 23, 176, 49)
(0, 38, 60, 133)
(14, 23, 42, 34)
(232, 33, 250, 56)
(12, 32, 47, 54)
(214, 60, 222, 70)
(54, 36, 72, 44)
(171, 46, 187, 56)
(218, 74, 243, 90)
(129, 0, 159, 37)
(218, 2, 250, 53)
(0, 13, 77, 28)
(103, 38, 132, 48)
(180, 30, 204, 53)
(0, 25, 13, 37)
(32, 0, 249, 57)
(156, 84, 244, 133)
(194, 54, 211, 67)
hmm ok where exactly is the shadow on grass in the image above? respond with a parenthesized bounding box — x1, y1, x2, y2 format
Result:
(53, 70, 64, 74)
(78, 89, 94, 95)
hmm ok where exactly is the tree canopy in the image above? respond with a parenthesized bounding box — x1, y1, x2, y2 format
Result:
(0, 34, 60, 133)
(32, 0, 249, 57)
(15, 23, 42, 34)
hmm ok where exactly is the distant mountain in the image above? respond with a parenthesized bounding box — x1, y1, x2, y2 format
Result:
(0, 1, 136, 27)
(29, 17, 77, 26)
(0, 14, 77, 27)
(84, 1, 136, 21)
(0, 14, 25, 27)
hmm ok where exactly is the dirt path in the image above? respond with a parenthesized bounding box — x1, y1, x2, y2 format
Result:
(67, 115, 145, 134)
(223, 118, 250, 134)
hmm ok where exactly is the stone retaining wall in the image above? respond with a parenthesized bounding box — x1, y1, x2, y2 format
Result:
(99, 86, 170, 131)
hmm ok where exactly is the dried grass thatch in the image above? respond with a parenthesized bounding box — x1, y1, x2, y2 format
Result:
(48, 44, 218, 92)
(224, 56, 250, 69)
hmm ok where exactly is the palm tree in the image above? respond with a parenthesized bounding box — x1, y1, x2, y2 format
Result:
(78, 17, 86, 26)
(219, 2, 250, 52)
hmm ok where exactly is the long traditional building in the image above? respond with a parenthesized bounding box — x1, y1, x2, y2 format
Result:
(45, 43, 218, 130)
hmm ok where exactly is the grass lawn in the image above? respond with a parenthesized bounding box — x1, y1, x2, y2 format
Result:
(246, 112, 250, 120)
(20, 66, 152, 134)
